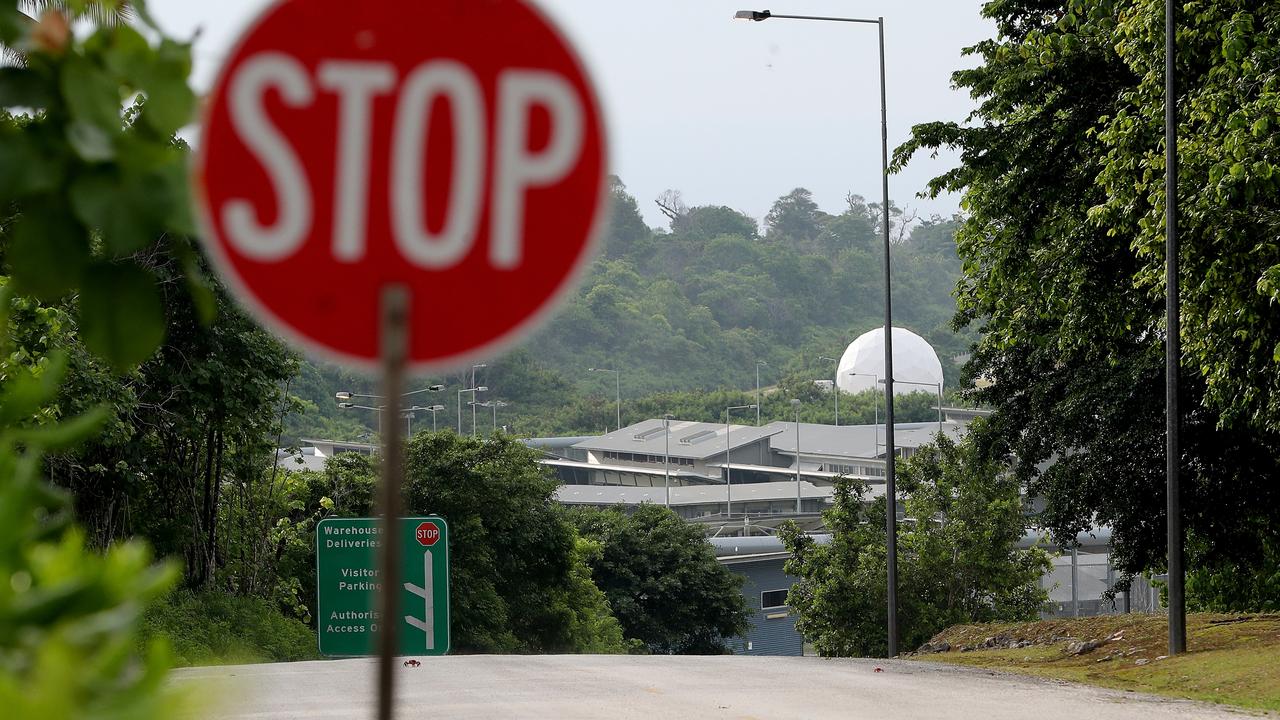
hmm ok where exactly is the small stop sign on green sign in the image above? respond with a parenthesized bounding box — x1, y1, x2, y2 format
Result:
(315, 517, 449, 656)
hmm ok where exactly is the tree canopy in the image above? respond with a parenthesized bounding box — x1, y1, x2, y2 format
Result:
(893, 0, 1280, 598)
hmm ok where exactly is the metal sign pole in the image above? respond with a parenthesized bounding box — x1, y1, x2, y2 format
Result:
(377, 286, 409, 720)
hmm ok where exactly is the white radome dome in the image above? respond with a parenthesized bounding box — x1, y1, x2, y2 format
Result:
(836, 327, 944, 395)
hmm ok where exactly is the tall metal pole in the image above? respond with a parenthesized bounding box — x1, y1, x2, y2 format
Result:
(734, 7, 896, 656)
(877, 16, 899, 659)
(615, 371, 621, 430)
(376, 286, 408, 720)
(725, 410, 732, 518)
(794, 405, 802, 514)
(820, 356, 840, 425)
(664, 416, 672, 507)
(756, 362, 762, 425)
(936, 383, 944, 434)
(1165, 0, 1186, 655)
(456, 390, 463, 435)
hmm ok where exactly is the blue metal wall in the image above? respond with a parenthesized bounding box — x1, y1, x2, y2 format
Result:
(726, 557, 804, 656)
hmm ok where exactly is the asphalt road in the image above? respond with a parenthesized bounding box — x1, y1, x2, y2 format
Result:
(175, 655, 1256, 719)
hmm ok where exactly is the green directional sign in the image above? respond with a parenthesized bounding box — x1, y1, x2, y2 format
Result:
(315, 517, 450, 657)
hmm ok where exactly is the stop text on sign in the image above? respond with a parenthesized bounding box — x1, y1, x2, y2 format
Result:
(223, 56, 584, 270)
(416, 522, 440, 547)
(195, 0, 606, 371)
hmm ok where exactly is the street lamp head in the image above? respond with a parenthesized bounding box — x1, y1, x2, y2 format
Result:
(338, 402, 354, 409)
(757, 359, 768, 366)
(428, 404, 445, 411)
(335, 391, 352, 400)
(428, 384, 444, 392)
(734, 9, 771, 21)
(476, 386, 488, 392)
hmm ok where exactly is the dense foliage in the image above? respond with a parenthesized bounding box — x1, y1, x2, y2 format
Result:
(284, 180, 972, 441)
(0, 1, 197, 713)
(780, 432, 1048, 657)
(894, 0, 1280, 605)
(403, 432, 626, 653)
(574, 504, 750, 655)
(141, 591, 319, 667)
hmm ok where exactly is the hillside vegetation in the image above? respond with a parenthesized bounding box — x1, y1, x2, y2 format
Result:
(285, 182, 973, 441)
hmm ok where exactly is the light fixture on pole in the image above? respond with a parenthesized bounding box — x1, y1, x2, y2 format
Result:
(338, 402, 384, 434)
(883, 378, 944, 435)
(469, 364, 487, 436)
(457, 386, 488, 435)
(736, 7, 900, 658)
(335, 384, 444, 402)
(724, 404, 758, 520)
(481, 400, 509, 432)
(588, 367, 622, 431)
(819, 356, 840, 426)
(755, 360, 769, 425)
(424, 404, 446, 432)
(791, 398, 802, 514)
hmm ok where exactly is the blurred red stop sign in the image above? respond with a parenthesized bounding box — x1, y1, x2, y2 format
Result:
(415, 522, 440, 547)
(194, 0, 607, 372)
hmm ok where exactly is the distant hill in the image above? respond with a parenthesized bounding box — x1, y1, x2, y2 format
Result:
(284, 179, 973, 443)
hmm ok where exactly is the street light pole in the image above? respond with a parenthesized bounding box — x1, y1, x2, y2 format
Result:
(887, 378, 944, 435)
(425, 404, 445, 432)
(819, 356, 840, 426)
(736, 7, 899, 658)
(791, 399, 802, 514)
(1165, 0, 1185, 656)
(457, 386, 487, 435)
(756, 360, 768, 424)
(663, 414, 674, 508)
(589, 367, 622, 430)
(848, 372, 880, 451)
(724, 404, 758, 521)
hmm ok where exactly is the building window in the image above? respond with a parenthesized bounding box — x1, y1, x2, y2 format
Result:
(761, 589, 789, 609)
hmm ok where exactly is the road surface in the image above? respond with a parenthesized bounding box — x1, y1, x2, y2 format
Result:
(175, 655, 1258, 719)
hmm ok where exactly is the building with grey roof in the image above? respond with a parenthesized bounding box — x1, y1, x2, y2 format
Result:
(530, 409, 984, 536)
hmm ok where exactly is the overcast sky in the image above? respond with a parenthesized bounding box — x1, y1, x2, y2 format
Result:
(150, 0, 992, 229)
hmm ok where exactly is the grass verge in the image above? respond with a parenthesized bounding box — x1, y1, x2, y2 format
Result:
(911, 613, 1280, 712)
(142, 590, 321, 667)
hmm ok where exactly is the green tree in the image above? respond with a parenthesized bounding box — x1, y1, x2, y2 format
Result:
(403, 432, 624, 653)
(780, 432, 1047, 657)
(574, 504, 750, 654)
(893, 0, 1280, 602)
(0, 0, 200, 712)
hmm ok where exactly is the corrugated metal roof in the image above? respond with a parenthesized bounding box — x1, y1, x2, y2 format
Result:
(763, 421, 964, 458)
(554, 480, 883, 507)
(572, 419, 784, 460)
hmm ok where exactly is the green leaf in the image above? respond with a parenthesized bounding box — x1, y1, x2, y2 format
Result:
(60, 54, 120, 130)
(0, 67, 53, 109)
(8, 204, 90, 300)
(140, 69, 194, 136)
(0, 351, 68, 426)
(9, 406, 109, 451)
(78, 261, 166, 371)
(69, 167, 166, 254)
(0, 128, 65, 200)
(65, 119, 115, 161)
(100, 23, 151, 81)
